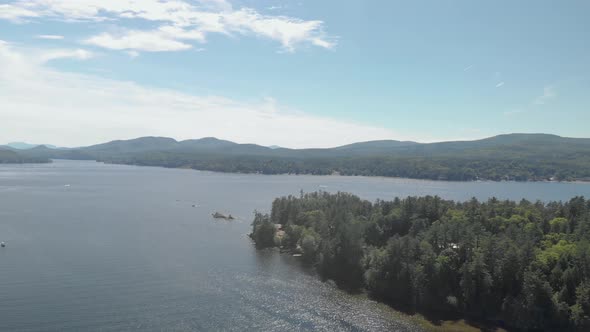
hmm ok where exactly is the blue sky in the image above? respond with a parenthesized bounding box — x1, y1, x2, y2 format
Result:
(0, 0, 588, 147)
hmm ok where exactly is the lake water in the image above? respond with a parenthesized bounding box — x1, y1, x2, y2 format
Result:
(1, 160, 589, 331)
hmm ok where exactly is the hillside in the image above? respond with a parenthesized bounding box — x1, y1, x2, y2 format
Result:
(0, 147, 50, 164)
(16, 133, 590, 181)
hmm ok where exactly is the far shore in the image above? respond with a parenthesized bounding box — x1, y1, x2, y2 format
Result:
(83, 159, 590, 185)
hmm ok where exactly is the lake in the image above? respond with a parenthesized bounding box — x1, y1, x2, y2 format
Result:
(1, 160, 589, 331)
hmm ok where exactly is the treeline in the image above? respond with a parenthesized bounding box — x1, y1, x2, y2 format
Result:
(16, 134, 590, 181)
(99, 152, 590, 181)
(0, 150, 50, 164)
(251, 192, 590, 330)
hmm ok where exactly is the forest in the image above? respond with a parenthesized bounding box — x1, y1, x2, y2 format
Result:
(9, 133, 590, 182)
(101, 152, 590, 181)
(0, 149, 49, 164)
(251, 192, 590, 330)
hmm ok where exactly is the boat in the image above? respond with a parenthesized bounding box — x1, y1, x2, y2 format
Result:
(212, 212, 234, 220)
(1, 242, 5, 248)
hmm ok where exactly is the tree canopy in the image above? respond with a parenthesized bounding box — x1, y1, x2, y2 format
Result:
(251, 192, 590, 330)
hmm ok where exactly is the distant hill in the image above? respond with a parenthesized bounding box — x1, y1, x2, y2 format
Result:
(83, 137, 178, 154)
(18, 145, 94, 161)
(6, 142, 59, 149)
(0, 148, 50, 164)
(14, 133, 590, 181)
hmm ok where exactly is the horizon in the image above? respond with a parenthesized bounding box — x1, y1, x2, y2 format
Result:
(1, 0, 589, 148)
(3, 131, 589, 150)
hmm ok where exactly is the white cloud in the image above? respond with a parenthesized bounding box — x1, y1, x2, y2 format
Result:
(38, 49, 94, 62)
(36, 34, 65, 40)
(0, 0, 334, 52)
(533, 85, 556, 105)
(311, 37, 336, 49)
(0, 42, 94, 63)
(0, 42, 393, 148)
(84, 29, 194, 52)
(495, 82, 505, 88)
(0, 4, 39, 22)
(83, 25, 206, 52)
(221, 8, 334, 52)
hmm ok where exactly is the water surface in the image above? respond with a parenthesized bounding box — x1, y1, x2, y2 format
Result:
(1, 160, 589, 331)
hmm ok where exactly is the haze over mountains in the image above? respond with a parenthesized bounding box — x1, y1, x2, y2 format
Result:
(2, 133, 590, 181)
(4, 142, 59, 150)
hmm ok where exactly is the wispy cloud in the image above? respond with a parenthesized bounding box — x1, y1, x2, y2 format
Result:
(463, 64, 473, 72)
(533, 85, 557, 105)
(0, 41, 394, 148)
(495, 82, 505, 88)
(0, 4, 39, 22)
(0, 0, 335, 53)
(36, 34, 65, 40)
(7, 42, 95, 63)
(84, 28, 196, 52)
(38, 49, 94, 62)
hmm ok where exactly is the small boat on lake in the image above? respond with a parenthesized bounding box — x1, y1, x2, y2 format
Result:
(1, 242, 5, 248)
(212, 212, 234, 220)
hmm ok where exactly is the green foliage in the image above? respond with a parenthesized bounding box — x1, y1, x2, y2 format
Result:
(550, 217, 569, 233)
(253, 192, 590, 330)
(250, 212, 276, 248)
(537, 240, 577, 268)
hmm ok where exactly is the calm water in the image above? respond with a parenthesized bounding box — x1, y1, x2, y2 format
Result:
(1, 160, 589, 332)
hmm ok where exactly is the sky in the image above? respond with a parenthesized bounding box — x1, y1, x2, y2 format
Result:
(0, 0, 589, 148)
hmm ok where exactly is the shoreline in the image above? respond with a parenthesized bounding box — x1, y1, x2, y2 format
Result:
(92, 159, 590, 185)
(269, 244, 508, 332)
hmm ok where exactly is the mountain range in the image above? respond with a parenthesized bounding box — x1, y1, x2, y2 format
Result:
(4, 142, 59, 150)
(3, 133, 590, 181)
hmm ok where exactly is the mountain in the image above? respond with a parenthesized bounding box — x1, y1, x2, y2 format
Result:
(6, 142, 59, 149)
(15, 133, 590, 181)
(83, 137, 179, 154)
(178, 137, 237, 150)
(331, 140, 419, 156)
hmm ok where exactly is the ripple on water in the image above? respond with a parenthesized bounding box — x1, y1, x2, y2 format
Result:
(3, 161, 588, 331)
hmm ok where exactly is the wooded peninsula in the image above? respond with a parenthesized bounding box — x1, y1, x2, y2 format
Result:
(251, 192, 590, 331)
